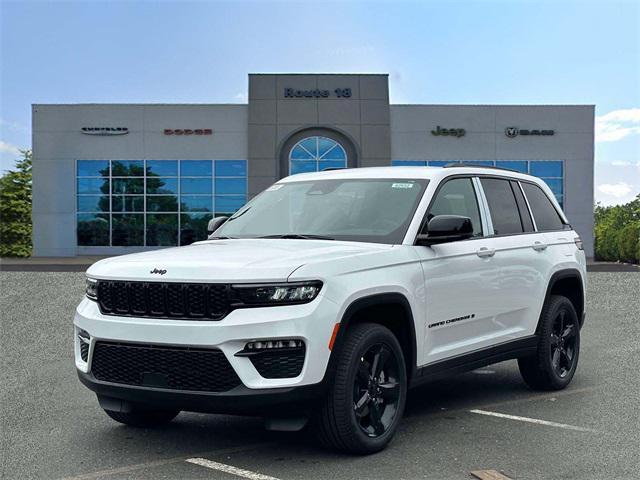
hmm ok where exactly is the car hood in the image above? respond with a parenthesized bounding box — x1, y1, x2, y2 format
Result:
(86, 239, 393, 283)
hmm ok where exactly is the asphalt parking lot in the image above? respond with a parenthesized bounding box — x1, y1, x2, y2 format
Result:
(1, 272, 638, 480)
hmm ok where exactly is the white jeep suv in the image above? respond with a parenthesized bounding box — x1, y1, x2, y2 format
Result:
(75, 165, 586, 454)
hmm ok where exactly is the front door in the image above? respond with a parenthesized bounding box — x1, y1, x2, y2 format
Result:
(413, 176, 500, 364)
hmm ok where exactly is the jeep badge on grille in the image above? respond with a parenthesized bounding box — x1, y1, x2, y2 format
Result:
(150, 268, 167, 275)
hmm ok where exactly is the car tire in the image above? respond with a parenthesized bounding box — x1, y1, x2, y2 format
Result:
(315, 323, 407, 454)
(103, 405, 180, 427)
(518, 295, 580, 391)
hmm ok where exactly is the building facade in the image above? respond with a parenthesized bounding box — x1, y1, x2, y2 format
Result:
(32, 73, 595, 257)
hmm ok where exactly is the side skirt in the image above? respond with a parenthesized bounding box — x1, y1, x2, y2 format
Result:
(410, 335, 538, 388)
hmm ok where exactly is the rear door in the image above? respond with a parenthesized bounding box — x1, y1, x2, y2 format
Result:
(477, 177, 547, 339)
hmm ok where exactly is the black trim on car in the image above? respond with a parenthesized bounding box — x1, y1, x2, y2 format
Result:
(410, 335, 539, 388)
(540, 268, 586, 330)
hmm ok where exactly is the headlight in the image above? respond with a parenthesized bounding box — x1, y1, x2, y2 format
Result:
(85, 278, 98, 301)
(231, 281, 322, 306)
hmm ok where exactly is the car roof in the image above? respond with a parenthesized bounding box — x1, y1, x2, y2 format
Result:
(278, 166, 539, 183)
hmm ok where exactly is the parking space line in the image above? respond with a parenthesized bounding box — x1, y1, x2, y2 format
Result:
(186, 457, 281, 480)
(469, 409, 597, 432)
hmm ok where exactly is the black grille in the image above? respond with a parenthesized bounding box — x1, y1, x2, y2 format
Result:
(80, 342, 89, 362)
(250, 347, 306, 379)
(91, 341, 241, 393)
(97, 281, 230, 320)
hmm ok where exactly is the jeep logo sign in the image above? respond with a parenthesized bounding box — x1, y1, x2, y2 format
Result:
(505, 127, 554, 138)
(431, 126, 466, 138)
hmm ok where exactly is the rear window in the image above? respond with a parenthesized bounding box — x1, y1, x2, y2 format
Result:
(521, 182, 566, 231)
(480, 178, 524, 235)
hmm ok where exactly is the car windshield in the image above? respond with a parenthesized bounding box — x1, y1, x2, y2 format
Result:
(216, 178, 429, 244)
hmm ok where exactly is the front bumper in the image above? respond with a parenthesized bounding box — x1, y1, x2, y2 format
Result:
(74, 294, 340, 411)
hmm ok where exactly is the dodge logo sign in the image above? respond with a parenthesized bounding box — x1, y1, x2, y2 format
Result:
(505, 127, 554, 138)
(164, 129, 212, 136)
(81, 127, 129, 136)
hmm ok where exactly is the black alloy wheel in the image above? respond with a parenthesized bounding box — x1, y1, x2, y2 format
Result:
(549, 308, 578, 378)
(353, 343, 402, 437)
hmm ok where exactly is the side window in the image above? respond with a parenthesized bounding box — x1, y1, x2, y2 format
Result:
(521, 182, 566, 231)
(511, 181, 535, 232)
(479, 178, 524, 235)
(427, 178, 483, 237)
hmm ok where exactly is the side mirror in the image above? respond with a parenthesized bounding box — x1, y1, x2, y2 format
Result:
(416, 215, 473, 246)
(207, 216, 228, 235)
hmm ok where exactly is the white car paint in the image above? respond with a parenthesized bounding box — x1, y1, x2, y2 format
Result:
(74, 166, 586, 394)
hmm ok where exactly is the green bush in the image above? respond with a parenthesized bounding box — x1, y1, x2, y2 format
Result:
(0, 149, 32, 257)
(594, 194, 640, 264)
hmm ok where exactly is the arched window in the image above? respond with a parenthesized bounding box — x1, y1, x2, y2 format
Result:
(289, 136, 347, 175)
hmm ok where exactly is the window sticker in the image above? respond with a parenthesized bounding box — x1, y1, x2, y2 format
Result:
(391, 183, 414, 189)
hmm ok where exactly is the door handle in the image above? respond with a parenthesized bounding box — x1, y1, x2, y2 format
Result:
(532, 241, 548, 251)
(476, 247, 495, 258)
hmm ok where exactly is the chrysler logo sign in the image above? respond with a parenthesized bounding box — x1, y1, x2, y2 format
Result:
(505, 127, 554, 138)
(81, 127, 129, 135)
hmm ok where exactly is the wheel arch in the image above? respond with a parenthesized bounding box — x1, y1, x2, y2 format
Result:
(325, 293, 418, 384)
(540, 268, 585, 331)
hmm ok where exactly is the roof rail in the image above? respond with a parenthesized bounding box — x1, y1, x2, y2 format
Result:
(442, 163, 522, 173)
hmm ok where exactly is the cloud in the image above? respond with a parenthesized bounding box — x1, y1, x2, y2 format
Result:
(597, 182, 633, 198)
(0, 140, 21, 156)
(595, 108, 640, 142)
(234, 92, 248, 103)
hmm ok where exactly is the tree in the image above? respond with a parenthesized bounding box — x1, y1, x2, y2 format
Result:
(594, 194, 640, 264)
(0, 149, 32, 257)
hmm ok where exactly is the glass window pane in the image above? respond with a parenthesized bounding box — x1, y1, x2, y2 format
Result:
(146, 177, 178, 194)
(111, 160, 144, 176)
(146, 214, 178, 246)
(530, 161, 563, 177)
(147, 195, 178, 212)
(299, 138, 318, 157)
(427, 178, 483, 237)
(392, 160, 427, 166)
(541, 178, 563, 196)
(215, 160, 247, 177)
(112, 214, 144, 246)
(181, 178, 213, 194)
(181, 195, 212, 212)
(77, 178, 109, 194)
(77, 213, 109, 246)
(180, 213, 210, 245)
(521, 182, 565, 231)
(318, 160, 346, 171)
(496, 161, 528, 173)
(146, 160, 178, 177)
(427, 161, 454, 167)
(181, 160, 212, 177)
(215, 178, 246, 195)
(112, 195, 144, 212)
(290, 145, 314, 160)
(77, 160, 109, 177)
(322, 145, 346, 160)
(480, 178, 524, 235)
(112, 178, 144, 194)
(77, 196, 109, 212)
(290, 160, 317, 175)
(215, 195, 246, 214)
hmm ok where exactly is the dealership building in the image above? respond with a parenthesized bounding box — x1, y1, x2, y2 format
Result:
(32, 73, 595, 257)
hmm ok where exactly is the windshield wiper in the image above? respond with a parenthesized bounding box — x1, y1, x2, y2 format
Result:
(258, 234, 335, 240)
(207, 235, 238, 240)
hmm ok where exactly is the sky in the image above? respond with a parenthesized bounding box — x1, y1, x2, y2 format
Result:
(1, 0, 638, 206)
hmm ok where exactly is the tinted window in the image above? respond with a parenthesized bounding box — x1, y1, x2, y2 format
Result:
(511, 181, 534, 232)
(480, 178, 523, 235)
(521, 182, 566, 231)
(427, 178, 482, 237)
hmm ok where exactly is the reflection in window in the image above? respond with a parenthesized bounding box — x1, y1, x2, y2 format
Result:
(289, 136, 347, 175)
(76, 160, 247, 247)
